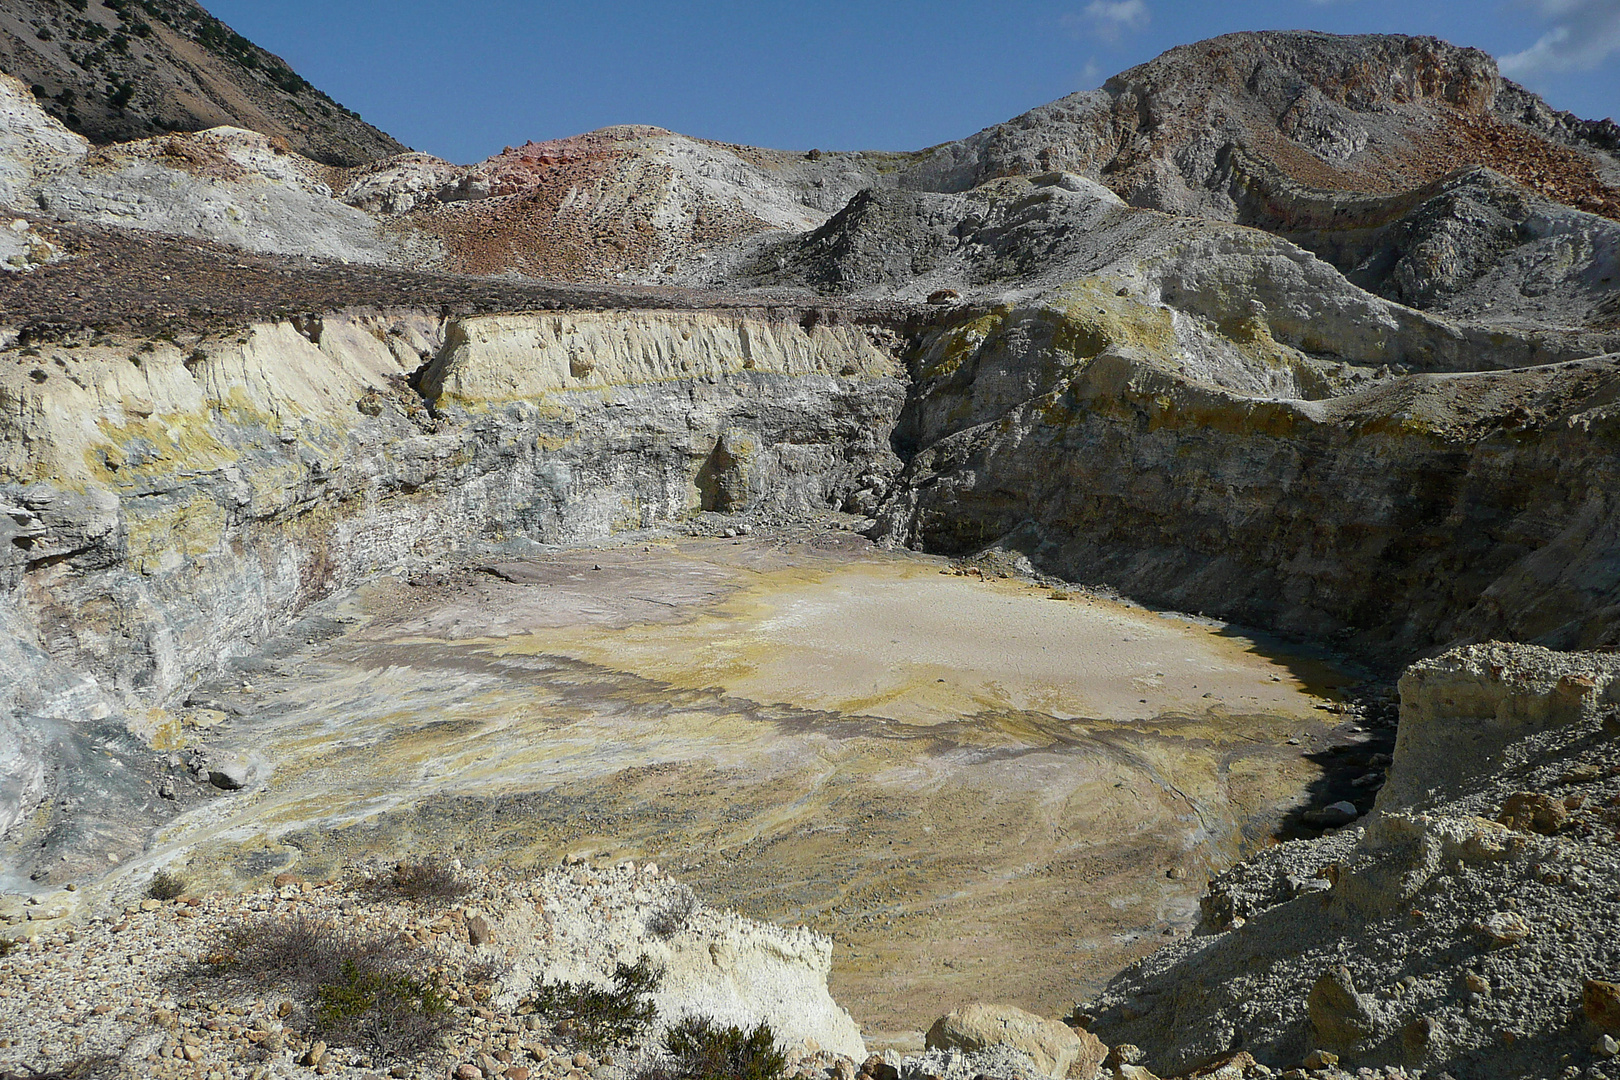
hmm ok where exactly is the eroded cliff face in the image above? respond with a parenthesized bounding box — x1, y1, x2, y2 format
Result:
(0, 309, 904, 873)
(871, 290, 1620, 662)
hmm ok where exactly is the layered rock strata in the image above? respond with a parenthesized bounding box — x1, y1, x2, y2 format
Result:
(0, 308, 904, 878)
(872, 293, 1620, 661)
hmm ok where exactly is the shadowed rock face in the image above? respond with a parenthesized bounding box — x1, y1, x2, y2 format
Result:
(0, 0, 404, 165)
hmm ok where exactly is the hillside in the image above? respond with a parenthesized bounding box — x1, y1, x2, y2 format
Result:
(0, 0, 404, 165)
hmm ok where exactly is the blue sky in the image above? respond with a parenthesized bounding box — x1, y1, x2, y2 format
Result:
(207, 1, 1620, 164)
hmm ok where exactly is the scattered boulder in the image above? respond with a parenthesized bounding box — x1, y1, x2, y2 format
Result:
(207, 758, 257, 791)
(1069, 1027, 1108, 1080)
(467, 913, 493, 946)
(926, 1002, 1083, 1079)
(1474, 911, 1531, 946)
(1302, 801, 1358, 828)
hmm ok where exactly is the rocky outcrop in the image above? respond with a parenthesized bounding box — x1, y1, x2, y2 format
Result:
(0, 75, 424, 265)
(1386, 644, 1620, 810)
(1082, 642, 1620, 1079)
(0, 0, 404, 165)
(924, 1003, 1090, 1080)
(498, 861, 866, 1059)
(0, 307, 904, 879)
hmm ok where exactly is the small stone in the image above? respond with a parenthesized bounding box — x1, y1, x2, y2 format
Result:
(1302, 1050, 1338, 1070)
(1600, 707, 1620, 739)
(1464, 972, 1489, 994)
(456, 1067, 485, 1080)
(273, 873, 301, 889)
(1105, 1045, 1146, 1068)
(1307, 967, 1375, 1051)
(278, 1001, 295, 1018)
(140, 899, 162, 912)
(182, 1045, 203, 1062)
(468, 914, 494, 947)
(507, 1069, 531, 1080)
(1402, 1016, 1434, 1055)
(303, 1040, 327, 1067)
(1475, 911, 1531, 945)
(573, 1053, 591, 1068)
(208, 758, 257, 790)
(1498, 791, 1567, 835)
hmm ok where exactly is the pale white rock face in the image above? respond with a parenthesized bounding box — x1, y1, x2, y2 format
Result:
(493, 863, 866, 1060)
(340, 153, 464, 214)
(424, 311, 899, 406)
(0, 72, 89, 210)
(37, 126, 424, 265)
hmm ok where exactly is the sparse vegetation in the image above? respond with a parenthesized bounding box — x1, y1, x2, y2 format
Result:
(357, 859, 472, 907)
(646, 887, 697, 939)
(312, 959, 453, 1066)
(531, 959, 661, 1052)
(199, 914, 457, 1065)
(646, 1018, 788, 1080)
(147, 869, 186, 900)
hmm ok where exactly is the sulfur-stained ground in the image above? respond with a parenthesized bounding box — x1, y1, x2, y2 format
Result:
(138, 532, 1361, 1045)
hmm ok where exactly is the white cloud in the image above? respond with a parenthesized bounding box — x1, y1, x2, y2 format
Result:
(1080, 58, 1103, 85)
(1065, 0, 1151, 43)
(1500, 0, 1620, 78)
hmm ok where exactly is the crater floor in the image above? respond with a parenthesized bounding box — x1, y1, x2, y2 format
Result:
(148, 532, 1357, 1044)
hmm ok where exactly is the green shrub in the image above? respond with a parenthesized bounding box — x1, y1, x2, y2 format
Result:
(313, 959, 454, 1066)
(531, 959, 660, 1052)
(658, 1017, 788, 1080)
(198, 915, 457, 1066)
(148, 869, 186, 901)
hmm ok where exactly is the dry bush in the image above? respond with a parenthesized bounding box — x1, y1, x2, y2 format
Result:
(646, 887, 697, 939)
(198, 914, 455, 1066)
(148, 870, 186, 901)
(356, 859, 471, 907)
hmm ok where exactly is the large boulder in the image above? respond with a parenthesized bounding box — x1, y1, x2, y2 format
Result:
(925, 1002, 1092, 1079)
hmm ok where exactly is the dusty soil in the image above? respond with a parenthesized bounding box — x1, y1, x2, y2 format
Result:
(131, 534, 1366, 1046)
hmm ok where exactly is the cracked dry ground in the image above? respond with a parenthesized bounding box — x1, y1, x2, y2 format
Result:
(144, 534, 1371, 1045)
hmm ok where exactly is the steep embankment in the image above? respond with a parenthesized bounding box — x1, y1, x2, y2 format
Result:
(0, 308, 905, 881)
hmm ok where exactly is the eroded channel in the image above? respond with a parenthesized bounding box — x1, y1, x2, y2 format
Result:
(146, 532, 1357, 1043)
